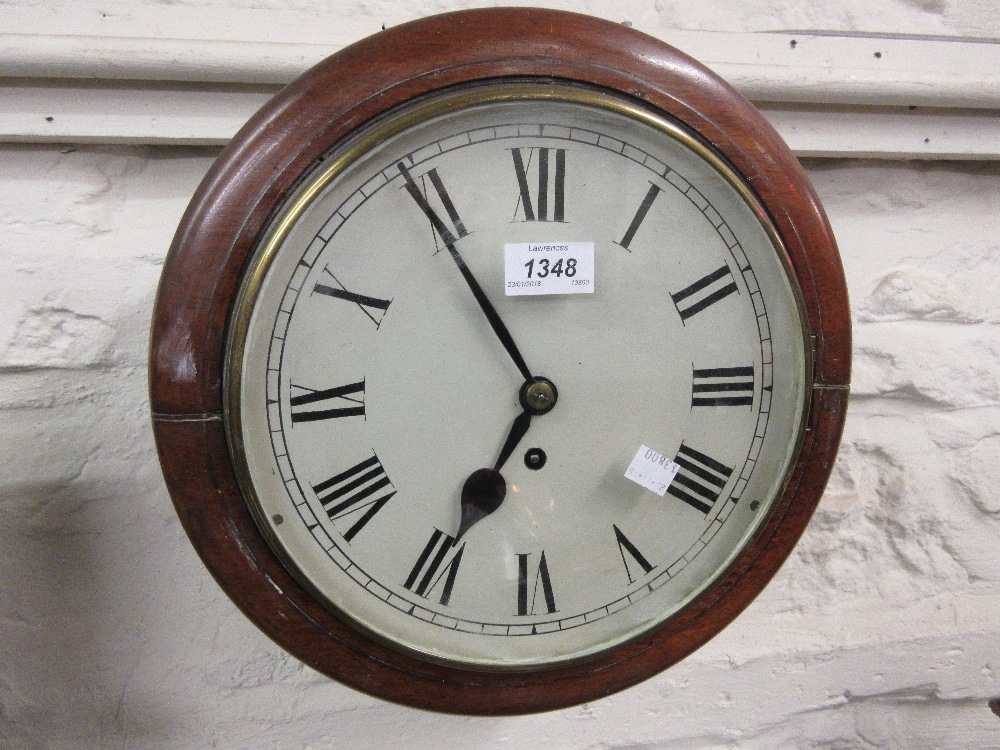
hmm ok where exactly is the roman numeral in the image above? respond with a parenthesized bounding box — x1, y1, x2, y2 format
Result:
(517, 551, 557, 616)
(692, 366, 755, 407)
(668, 443, 734, 515)
(312, 268, 391, 328)
(397, 162, 468, 250)
(290, 381, 365, 422)
(670, 265, 739, 321)
(613, 524, 655, 584)
(616, 183, 661, 251)
(313, 454, 395, 542)
(404, 529, 465, 606)
(511, 147, 566, 222)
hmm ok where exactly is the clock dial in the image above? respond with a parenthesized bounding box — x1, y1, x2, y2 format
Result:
(227, 84, 809, 668)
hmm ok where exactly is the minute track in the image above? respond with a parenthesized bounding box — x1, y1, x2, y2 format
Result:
(253, 95, 788, 662)
(269, 121, 773, 628)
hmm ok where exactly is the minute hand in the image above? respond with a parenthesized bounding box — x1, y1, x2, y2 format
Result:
(397, 162, 534, 382)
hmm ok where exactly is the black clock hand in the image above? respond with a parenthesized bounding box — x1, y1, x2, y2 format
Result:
(456, 410, 532, 542)
(492, 409, 532, 474)
(444, 243, 533, 382)
(454, 377, 558, 542)
(397, 162, 534, 382)
(395, 164, 560, 540)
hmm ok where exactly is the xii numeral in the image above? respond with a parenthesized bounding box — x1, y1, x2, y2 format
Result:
(692, 366, 754, 407)
(404, 529, 465, 606)
(517, 551, 557, 616)
(668, 443, 734, 515)
(511, 147, 566, 223)
(313, 454, 395, 542)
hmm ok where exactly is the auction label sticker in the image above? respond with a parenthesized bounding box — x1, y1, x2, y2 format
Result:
(504, 242, 594, 296)
(624, 445, 681, 496)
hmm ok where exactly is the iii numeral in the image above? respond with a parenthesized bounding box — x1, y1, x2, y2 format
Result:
(313, 454, 395, 542)
(404, 529, 465, 606)
(290, 381, 365, 422)
(670, 265, 739, 321)
(613, 525, 655, 585)
(313, 268, 391, 328)
(668, 443, 734, 515)
(398, 162, 468, 250)
(517, 551, 557, 616)
(511, 147, 566, 223)
(692, 366, 754, 407)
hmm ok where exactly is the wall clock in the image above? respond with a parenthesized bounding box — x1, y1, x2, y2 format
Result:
(150, 8, 850, 714)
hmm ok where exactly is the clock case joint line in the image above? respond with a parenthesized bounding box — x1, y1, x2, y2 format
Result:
(804, 333, 846, 432)
(152, 411, 222, 423)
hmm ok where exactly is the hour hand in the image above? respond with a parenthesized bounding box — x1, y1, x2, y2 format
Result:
(455, 378, 559, 542)
(456, 411, 532, 542)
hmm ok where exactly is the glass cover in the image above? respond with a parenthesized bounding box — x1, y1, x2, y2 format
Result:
(227, 84, 808, 668)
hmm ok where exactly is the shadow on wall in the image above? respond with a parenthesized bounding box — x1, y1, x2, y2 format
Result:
(0, 271, 184, 745)
(0, 476, 179, 747)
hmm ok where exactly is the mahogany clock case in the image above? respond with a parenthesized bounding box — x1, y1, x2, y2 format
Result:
(149, 8, 850, 714)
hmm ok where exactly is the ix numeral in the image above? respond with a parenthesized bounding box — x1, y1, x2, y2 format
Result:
(517, 551, 557, 616)
(668, 443, 734, 515)
(511, 147, 566, 223)
(313, 454, 395, 542)
(692, 366, 755, 407)
(404, 529, 465, 606)
(312, 268, 391, 328)
(670, 265, 739, 321)
(290, 381, 365, 422)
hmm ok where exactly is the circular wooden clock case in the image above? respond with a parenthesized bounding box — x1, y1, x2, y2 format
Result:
(150, 9, 850, 714)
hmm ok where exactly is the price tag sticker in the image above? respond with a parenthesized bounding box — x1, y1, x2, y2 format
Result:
(624, 445, 681, 497)
(504, 242, 594, 296)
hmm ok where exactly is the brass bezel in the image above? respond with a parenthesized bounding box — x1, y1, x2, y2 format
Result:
(222, 79, 813, 671)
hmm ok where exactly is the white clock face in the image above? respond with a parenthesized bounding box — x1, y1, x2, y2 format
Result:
(228, 85, 808, 668)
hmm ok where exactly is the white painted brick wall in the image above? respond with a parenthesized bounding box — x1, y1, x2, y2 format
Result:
(1, 2, 998, 748)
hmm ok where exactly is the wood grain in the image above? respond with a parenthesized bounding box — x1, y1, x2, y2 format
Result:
(150, 7, 850, 714)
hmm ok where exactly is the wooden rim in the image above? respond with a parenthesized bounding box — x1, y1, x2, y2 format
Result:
(150, 7, 849, 714)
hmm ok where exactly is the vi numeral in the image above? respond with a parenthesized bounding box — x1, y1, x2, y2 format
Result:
(404, 529, 465, 606)
(669, 443, 734, 515)
(517, 551, 557, 616)
(511, 147, 566, 223)
(313, 454, 395, 542)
